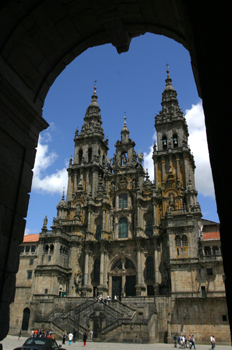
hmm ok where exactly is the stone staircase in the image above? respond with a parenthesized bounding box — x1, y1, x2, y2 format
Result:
(35, 298, 157, 342)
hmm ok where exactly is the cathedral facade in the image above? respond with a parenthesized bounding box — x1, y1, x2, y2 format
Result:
(10, 72, 230, 343)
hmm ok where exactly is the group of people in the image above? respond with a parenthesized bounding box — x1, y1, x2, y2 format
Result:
(173, 334, 196, 349)
(29, 329, 56, 339)
(97, 294, 111, 304)
(64, 329, 93, 346)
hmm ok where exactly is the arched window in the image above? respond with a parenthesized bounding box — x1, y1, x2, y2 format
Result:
(182, 235, 188, 246)
(121, 152, 128, 165)
(78, 149, 83, 164)
(175, 235, 181, 246)
(88, 148, 92, 163)
(94, 259, 100, 283)
(22, 307, 30, 330)
(119, 193, 127, 209)
(118, 217, 128, 238)
(44, 244, 49, 253)
(102, 154, 105, 165)
(162, 135, 167, 150)
(113, 259, 122, 269)
(213, 246, 220, 255)
(173, 133, 178, 148)
(145, 221, 153, 236)
(96, 225, 101, 240)
(204, 246, 211, 256)
(50, 244, 54, 253)
(125, 259, 135, 269)
(146, 257, 154, 280)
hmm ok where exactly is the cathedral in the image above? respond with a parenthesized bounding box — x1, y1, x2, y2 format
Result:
(9, 71, 230, 343)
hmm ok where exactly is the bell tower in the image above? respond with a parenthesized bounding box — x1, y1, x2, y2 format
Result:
(153, 68, 200, 223)
(66, 85, 109, 201)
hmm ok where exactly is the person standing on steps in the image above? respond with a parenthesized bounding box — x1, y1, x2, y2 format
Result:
(83, 332, 87, 346)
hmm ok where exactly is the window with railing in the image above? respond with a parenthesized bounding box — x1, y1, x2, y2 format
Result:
(118, 217, 128, 238)
(145, 221, 153, 236)
(96, 225, 101, 240)
(119, 194, 128, 209)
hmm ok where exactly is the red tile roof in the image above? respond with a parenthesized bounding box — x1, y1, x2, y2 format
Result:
(202, 231, 220, 240)
(23, 234, 40, 243)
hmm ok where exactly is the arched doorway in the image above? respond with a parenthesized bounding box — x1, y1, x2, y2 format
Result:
(21, 308, 30, 331)
(111, 258, 136, 299)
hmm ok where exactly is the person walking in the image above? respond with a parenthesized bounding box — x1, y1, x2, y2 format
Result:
(18, 329, 22, 341)
(173, 334, 177, 347)
(83, 332, 87, 346)
(73, 329, 76, 343)
(211, 336, 216, 349)
(68, 332, 73, 346)
(62, 332, 67, 345)
(191, 335, 196, 349)
(90, 330, 93, 341)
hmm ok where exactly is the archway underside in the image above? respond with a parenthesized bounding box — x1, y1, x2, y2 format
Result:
(0, 0, 232, 342)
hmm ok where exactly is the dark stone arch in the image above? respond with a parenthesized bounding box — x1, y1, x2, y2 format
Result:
(0, 0, 232, 341)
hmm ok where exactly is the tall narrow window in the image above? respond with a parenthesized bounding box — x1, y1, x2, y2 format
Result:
(96, 225, 101, 240)
(78, 149, 83, 164)
(175, 235, 181, 246)
(182, 235, 188, 246)
(204, 247, 211, 256)
(173, 133, 178, 148)
(94, 259, 100, 283)
(118, 217, 128, 238)
(146, 257, 154, 280)
(119, 194, 127, 209)
(213, 246, 220, 255)
(201, 286, 206, 298)
(88, 148, 92, 163)
(162, 136, 167, 150)
(145, 221, 153, 236)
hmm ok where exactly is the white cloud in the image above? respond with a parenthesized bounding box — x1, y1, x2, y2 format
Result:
(185, 101, 215, 198)
(24, 228, 38, 235)
(32, 131, 68, 195)
(144, 102, 215, 198)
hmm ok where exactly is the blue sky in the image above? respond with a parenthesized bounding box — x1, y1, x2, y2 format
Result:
(25, 33, 219, 235)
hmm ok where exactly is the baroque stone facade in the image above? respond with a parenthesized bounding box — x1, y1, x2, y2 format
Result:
(10, 72, 230, 343)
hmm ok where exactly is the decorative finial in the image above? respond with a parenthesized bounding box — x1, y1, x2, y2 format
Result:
(166, 63, 169, 76)
(93, 80, 97, 94)
(124, 115, 127, 126)
(62, 188, 65, 200)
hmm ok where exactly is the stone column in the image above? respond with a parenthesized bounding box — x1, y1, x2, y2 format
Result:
(98, 245, 108, 297)
(153, 202, 158, 234)
(154, 243, 159, 294)
(84, 249, 89, 286)
(136, 242, 145, 296)
(100, 248, 104, 285)
(162, 157, 166, 182)
(176, 156, 180, 180)
(121, 258, 126, 298)
(67, 169, 72, 201)
(154, 161, 157, 187)
(74, 172, 77, 193)
(184, 155, 189, 188)
(102, 209, 106, 231)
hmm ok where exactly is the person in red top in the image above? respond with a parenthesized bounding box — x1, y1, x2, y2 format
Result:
(34, 329, 38, 338)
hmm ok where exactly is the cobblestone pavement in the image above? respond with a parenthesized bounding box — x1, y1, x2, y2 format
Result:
(1, 336, 231, 350)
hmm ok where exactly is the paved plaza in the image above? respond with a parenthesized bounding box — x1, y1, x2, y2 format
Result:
(0, 336, 231, 350)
